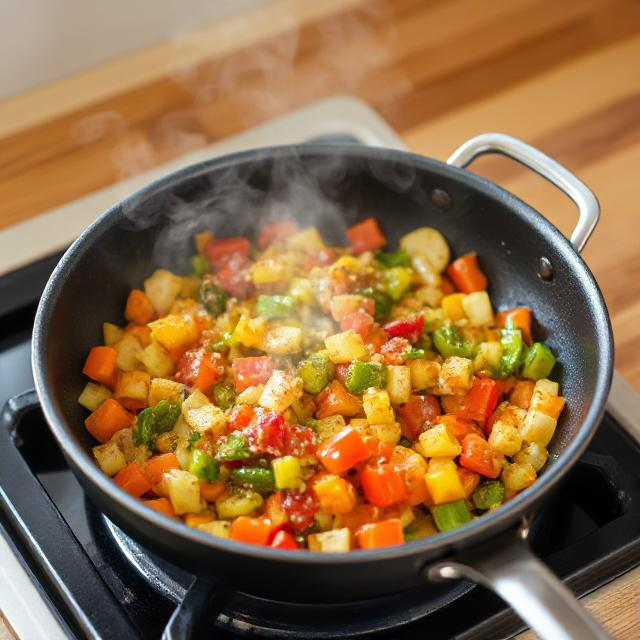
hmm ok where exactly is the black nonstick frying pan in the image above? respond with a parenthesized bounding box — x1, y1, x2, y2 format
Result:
(32, 134, 613, 639)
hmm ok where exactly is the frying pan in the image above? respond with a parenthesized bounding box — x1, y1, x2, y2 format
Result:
(32, 134, 613, 639)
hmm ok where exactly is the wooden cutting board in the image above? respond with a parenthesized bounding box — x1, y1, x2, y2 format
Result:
(0, 0, 638, 637)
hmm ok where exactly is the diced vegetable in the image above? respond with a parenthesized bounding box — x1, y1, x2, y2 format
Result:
(409, 359, 440, 391)
(358, 287, 392, 322)
(386, 365, 411, 405)
(360, 464, 407, 507)
(446, 253, 487, 293)
(298, 351, 335, 394)
(514, 442, 549, 472)
(255, 295, 296, 318)
(488, 421, 523, 456)
(345, 362, 387, 395)
(261, 326, 303, 355)
(432, 324, 477, 359)
(356, 518, 404, 549)
(229, 315, 267, 349)
(231, 467, 276, 492)
(347, 217, 387, 254)
(230, 517, 273, 545)
(316, 427, 370, 474)
(272, 456, 303, 490)
(415, 424, 461, 458)
(431, 500, 473, 532)
(461, 291, 494, 326)
(383, 316, 424, 344)
(497, 307, 532, 344)
(502, 461, 537, 494)
(397, 394, 440, 441)
(425, 458, 466, 505)
(519, 410, 557, 447)
(189, 450, 220, 482)
(85, 399, 134, 443)
(308, 528, 351, 552)
(198, 520, 232, 538)
(93, 441, 127, 476)
(258, 219, 299, 249)
(144, 269, 183, 315)
(148, 378, 184, 406)
(205, 237, 251, 269)
(400, 228, 450, 272)
(103, 322, 124, 347)
(329, 295, 374, 322)
(459, 434, 502, 479)
(259, 370, 303, 413)
(144, 497, 176, 518)
(270, 530, 300, 549)
(148, 314, 198, 351)
(438, 356, 474, 395)
(315, 415, 347, 442)
(375, 249, 411, 268)
(125, 289, 155, 325)
(216, 489, 264, 519)
(78, 382, 113, 412)
(363, 388, 395, 424)
(521, 343, 557, 380)
(325, 330, 369, 364)
(287, 227, 325, 254)
(312, 474, 357, 514)
(509, 380, 535, 410)
(134, 400, 181, 448)
(115, 460, 152, 498)
(441, 293, 466, 321)
(316, 381, 363, 419)
(83, 346, 117, 387)
(215, 433, 252, 462)
(115, 370, 150, 411)
(136, 340, 174, 378)
(232, 356, 274, 392)
(382, 267, 412, 301)
(473, 480, 505, 510)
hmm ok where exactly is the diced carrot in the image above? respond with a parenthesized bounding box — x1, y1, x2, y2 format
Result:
(270, 530, 299, 550)
(337, 503, 381, 532)
(440, 275, 456, 295)
(200, 480, 227, 502)
(144, 453, 181, 485)
(230, 516, 273, 546)
(115, 461, 152, 497)
(459, 434, 502, 479)
(312, 475, 357, 515)
(185, 513, 214, 527)
(317, 427, 371, 475)
(346, 218, 387, 254)
(446, 253, 487, 293)
(143, 497, 176, 518)
(497, 307, 532, 344)
(125, 289, 155, 325)
(360, 464, 408, 507)
(458, 467, 481, 498)
(124, 324, 152, 346)
(82, 346, 117, 387)
(315, 381, 363, 419)
(438, 414, 484, 441)
(509, 380, 535, 410)
(356, 518, 404, 549)
(84, 398, 133, 443)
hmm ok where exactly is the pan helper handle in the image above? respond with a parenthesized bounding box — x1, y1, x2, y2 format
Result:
(427, 521, 612, 640)
(447, 132, 600, 253)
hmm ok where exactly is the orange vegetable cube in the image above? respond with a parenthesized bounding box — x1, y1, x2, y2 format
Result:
(356, 518, 404, 549)
(82, 346, 117, 387)
(458, 467, 481, 498)
(360, 463, 408, 507)
(144, 453, 181, 485)
(509, 380, 535, 410)
(230, 516, 273, 546)
(115, 460, 152, 497)
(185, 513, 215, 527)
(346, 217, 387, 254)
(496, 307, 532, 344)
(316, 427, 371, 475)
(315, 381, 363, 420)
(125, 289, 155, 325)
(114, 370, 150, 411)
(270, 530, 299, 550)
(312, 475, 357, 515)
(143, 497, 176, 518)
(200, 480, 227, 503)
(124, 324, 152, 346)
(446, 252, 487, 293)
(84, 398, 133, 443)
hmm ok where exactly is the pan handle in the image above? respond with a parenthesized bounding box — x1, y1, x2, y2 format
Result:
(427, 521, 611, 640)
(447, 132, 600, 253)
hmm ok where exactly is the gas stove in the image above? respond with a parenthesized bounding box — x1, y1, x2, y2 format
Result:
(1, 98, 639, 640)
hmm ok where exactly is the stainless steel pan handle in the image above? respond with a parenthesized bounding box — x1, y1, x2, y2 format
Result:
(447, 132, 600, 253)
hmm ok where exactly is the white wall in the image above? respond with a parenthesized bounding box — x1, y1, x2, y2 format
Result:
(0, 0, 267, 100)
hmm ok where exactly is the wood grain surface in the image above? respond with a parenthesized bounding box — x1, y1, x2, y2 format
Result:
(1, 0, 639, 637)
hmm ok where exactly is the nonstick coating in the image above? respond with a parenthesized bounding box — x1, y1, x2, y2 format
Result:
(33, 144, 613, 602)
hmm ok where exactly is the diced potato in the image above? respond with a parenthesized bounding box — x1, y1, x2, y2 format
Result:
(216, 490, 264, 519)
(185, 512, 214, 528)
(519, 410, 557, 447)
(230, 315, 267, 349)
(348, 418, 369, 435)
(93, 441, 127, 476)
(415, 424, 461, 458)
(185, 405, 227, 437)
(308, 528, 351, 553)
(236, 385, 264, 405)
(462, 291, 494, 326)
(261, 326, 303, 355)
(363, 388, 395, 424)
(103, 322, 124, 346)
(291, 395, 315, 422)
(409, 359, 440, 390)
(166, 469, 201, 515)
(474, 342, 503, 374)
(514, 442, 549, 472)
(251, 259, 288, 285)
(534, 378, 559, 396)
(438, 356, 474, 395)
(112, 428, 150, 465)
(316, 415, 347, 442)
(172, 416, 191, 439)
(314, 510, 335, 531)
(424, 458, 466, 505)
(329, 295, 370, 322)
(386, 366, 411, 404)
(197, 520, 232, 538)
(144, 269, 183, 314)
(78, 382, 113, 412)
(259, 370, 304, 412)
(325, 330, 369, 363)
(148, 378, 184, 407)
(288, 278, 314, 305)
(114, 335, 143, 372)
(400, 227, 450, 273)
(181, 389, 210, 416)
(502, 462, 537, 494)
(368, 422, 402, 446)
(491, 401, 526, 429)
(488, 421, 523, 456)
(411, 254, 441, 287)
(273, 456, 303, 490)
(287, 227, 325, 254)
(441, 293, 466, 321)
(155, 431, 178, 453)
(148, 314, 198, 351)
(175, 439, 192, 470)
(115, 371, 150, 409)
(136, 340, 175, 378)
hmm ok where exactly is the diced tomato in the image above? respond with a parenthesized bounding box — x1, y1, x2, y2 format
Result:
(230, 516, 273, 546)
(497, 307, 533, 344)
(397, 394, 441, 441)
(315, 381, 363, 419)
(446, 252, 487, 293)
(205, 237, 251, 270)
(340, 309, 375, 337)
(459, 434, 502, 479)
(264, 492, 289, 527)
(458, 467, 481, 498)
(216, 252, 254, 299)
(258, 219, 299, 249)
(232, 356, 274, 392)
(380, 337, 411, 365)
(317, 427, 371, 475)
(383, 316, 424, 344)
(347, 218, 387, 254)
(175, 348, 225, 391)
(360, 463, 408, 507)
(115, 461, 152, 498)
(270, 530, 300, 549)
(281, 489, 318, 532)
(228, 404, 255, 431)
(302, 248, 337, 271)
(356, 518, 404, 549)
(244, 411, 315, 457)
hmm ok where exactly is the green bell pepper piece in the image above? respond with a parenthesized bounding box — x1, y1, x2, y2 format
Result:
(213, 381, 236, 410)
(375, 249, 412, 268)
(522, 342, 556, 380)
(134, 400, 181, 449)
(472, 480, 505, 510)
(153, 400, 182, 433)
(498, 328, 525, 378)
(189, 449, 220, 482)
(345, 361, 387, 394)
(215, 433, 251, 462)
(208, 332, 231, 353)
(398, 436, 413, 448)
(381, 267, 412, 301)
(298, 351, 335, 394)
(404, 347, 425, 360)
(255, 295, 296, 318)
(231, 466, 275, 492)
(199, 279, 228, 316)
(431, 500, 473, 532)
(358, 287, 392, 322)
(433, 324, 477, 359)
(191, 254, 209, 278)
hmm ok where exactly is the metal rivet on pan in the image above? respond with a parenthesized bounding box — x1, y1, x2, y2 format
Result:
(430, 188, 452, 210)
(538, 257, 554, 281)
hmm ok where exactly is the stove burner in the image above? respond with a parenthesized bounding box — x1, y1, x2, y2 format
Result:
(103, 518, 472, 638)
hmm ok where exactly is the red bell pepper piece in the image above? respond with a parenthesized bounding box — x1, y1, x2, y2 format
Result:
(175, 347, 225, 391)
(230, 516, 273, 546)
(360, 463, 408, 507)
(459, 434, 502, 479)
(346, 218, 387, 254)
(228, 404, 255, 431)
(356, 518, 404, 549)
(317, 427, 371, 475)
(446, 252, 487, 293)
(302, 248, 337, 271)
(364, 437, 394, 464)
(397, 394, 441, 441)
(244, 411, 316, 458)
(463, 377, 499, 423)
(281, 489, 318, 532)
(270, 529, 300, 550)
(216, 252, 254, 299)
(258, 219, 299, 249)
(340, 309, 375, 336)
(231, 356, 274, 392)
(205, 237, 251, 270)
(383, 316, 424, 344)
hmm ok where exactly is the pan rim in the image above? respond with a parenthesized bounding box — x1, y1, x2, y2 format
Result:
(32, 143, 613, 566)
